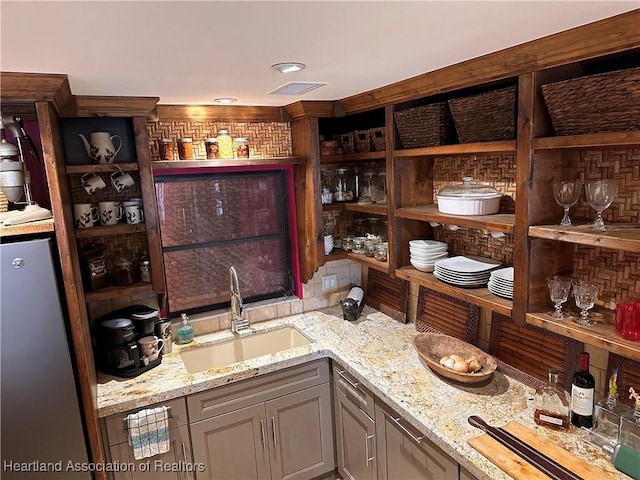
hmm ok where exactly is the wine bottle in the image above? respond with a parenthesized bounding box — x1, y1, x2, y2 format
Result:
(571, 351, 595, 428)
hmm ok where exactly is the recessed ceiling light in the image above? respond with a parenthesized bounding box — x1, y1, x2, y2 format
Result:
(214, 97, 238, 104)
(271, 62, 306, 74)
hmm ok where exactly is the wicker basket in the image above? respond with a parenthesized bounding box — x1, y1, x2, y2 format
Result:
(340, 132, 355, 154)
(369, 127, 386, 151)
(354, 129, 371, 153)
(541, 67, 640, 135)
(394, 102, 456, 148)
(448, 86, 516, 143)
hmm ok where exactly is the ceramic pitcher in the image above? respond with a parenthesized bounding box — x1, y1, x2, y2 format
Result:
(78, 131, 122, 164)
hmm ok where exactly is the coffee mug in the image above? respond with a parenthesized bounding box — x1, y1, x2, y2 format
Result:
(73, 203, 98, 228)
(98, 201, 123, 225)
(81, 172, 107, 195)
(137, 335, 164, 361)
(124, 202, 144, 224)
(155, 318, 172, 354)
(110, 170, 135, 192)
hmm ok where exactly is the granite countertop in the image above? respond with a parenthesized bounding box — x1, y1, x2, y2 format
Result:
(97, 306, 627, 480)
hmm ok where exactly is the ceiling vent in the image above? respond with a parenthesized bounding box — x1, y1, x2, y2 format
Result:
(267, 82, 327, 95)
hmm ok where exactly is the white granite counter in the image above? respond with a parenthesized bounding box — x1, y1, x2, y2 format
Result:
(97, 306, 628, 480)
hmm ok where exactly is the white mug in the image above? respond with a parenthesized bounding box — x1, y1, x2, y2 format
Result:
(137, 335, 164, 361)
(80, 172, 107, 195)
(110, 170, 135, 192)
(98, 201, 123, 225)
(73, 203, 98, 228)
(124, 202, 144, 224)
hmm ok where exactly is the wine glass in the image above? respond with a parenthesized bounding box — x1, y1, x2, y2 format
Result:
(552, 180, 581, 227)
(573, 281, 598, 327)
(546, 276, 572, 318)
(585, 179, 618, 231)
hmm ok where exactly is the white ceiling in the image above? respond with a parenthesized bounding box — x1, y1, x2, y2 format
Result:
(1, 1, 637, 107)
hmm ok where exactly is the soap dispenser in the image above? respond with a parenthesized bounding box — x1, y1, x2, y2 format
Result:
(177, 313, 194, 344)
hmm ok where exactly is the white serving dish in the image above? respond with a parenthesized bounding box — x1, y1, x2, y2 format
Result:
(436, 177, 502, 216)
(410, 251, 448, 262)
(408, 239, 448, 249)
(410, 258, 436, 272)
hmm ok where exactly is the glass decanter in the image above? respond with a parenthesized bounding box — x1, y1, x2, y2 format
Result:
(619, 387, 640, 451)
(534, 368, 570, 431)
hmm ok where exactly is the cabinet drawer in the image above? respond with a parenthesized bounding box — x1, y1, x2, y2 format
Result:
(187, 359, 330, 422)
(104, 397, 188, 447)
(333, 361, 375, 420)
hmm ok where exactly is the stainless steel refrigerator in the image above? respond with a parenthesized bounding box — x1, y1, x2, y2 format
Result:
(1, 237, 90, 479)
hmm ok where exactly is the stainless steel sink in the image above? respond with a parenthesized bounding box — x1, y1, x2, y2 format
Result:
(180, 326, 312, 373)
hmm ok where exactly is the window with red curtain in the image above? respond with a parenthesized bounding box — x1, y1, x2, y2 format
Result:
(155, 170, 293, 316)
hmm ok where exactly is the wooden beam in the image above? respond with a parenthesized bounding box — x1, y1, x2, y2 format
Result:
(155, 104, 285, 122)
(1, 71, 74, 115)
(73, 96, 159, 117)
(284, 101, 339, 120)
(339, 9, 640, 114)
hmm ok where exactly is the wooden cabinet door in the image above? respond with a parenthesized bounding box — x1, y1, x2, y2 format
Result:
(266, 383, 335, 480)
(110, 425, 192, 480)
(190, 404, 270, 480)
(334, 387, 377, 480)
(375, 403, 458, 480)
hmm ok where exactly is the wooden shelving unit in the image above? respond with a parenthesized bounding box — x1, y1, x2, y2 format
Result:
(526, 309, 639, 362)
(319, 151, 385, 164)
(151, 156, 305, 170)
(347, 253, 389, 273)
(395, 266, 512, 316)
(532, 130, 640, 151)
(325, 249, 347, 262)
(74, 223, 147, 239)
(529, 223, 640, 253)
(0, 218, 55, 237)
(84, 282, 154, 302)
(66, 162, 139, 174)
(395, 205, 515, 234)
(345, 202, 387, 216)
(393, 140, 516, 158)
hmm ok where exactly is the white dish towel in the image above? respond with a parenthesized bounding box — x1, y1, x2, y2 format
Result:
(125, 406, 170, 460)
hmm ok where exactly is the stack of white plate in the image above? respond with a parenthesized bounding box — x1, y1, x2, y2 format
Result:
(488, 266, 514, 299)
(433, 256, 502, 287)
(409, 240, 448, 272)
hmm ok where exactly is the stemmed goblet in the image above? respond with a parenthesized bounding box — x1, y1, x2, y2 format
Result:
(547, 276, 573, 318)
(573, 281, 598, 327)
(585, 179, 618, 231)
(552, 180, 581, 227)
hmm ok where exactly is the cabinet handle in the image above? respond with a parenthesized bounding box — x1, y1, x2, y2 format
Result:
(271, 416, 278, 449)
(365, 434, 375, 466)
(181, 442, 190, 480)
(260, 418, 266, 450)
(389, 415, 423, 445)
(337, 369, 360, 389)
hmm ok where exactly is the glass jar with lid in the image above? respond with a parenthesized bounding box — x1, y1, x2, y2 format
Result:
(177, 138, 194, 160)
(360, 170, 375, 203)
(110, 253, 139, 286)
(375, 171, 387, 203)
(205, 138, 219, 159)
(234, 137, 250, 158)
(436, 176, 502, 215)
(216, 129, 234, 159)
(333, 168, 353, 202)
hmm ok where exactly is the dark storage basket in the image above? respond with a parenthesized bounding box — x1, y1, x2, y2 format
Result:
(340, 132, 355, 154)
(354, 129, 372, 153)
(394, 102, 456, 148)
(370, 127, 386, 151)
(448, 86, 517, 143)
(541, 67, 640, 136)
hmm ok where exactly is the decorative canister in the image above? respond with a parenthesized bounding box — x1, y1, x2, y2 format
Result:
(234, 137, 250, 158)
(177, 138, 194, 160)
(80, 243, 108, 291)
(217, 129, 234, 159)
(205, 138, 219, 159)
(159, 138, 175, 161)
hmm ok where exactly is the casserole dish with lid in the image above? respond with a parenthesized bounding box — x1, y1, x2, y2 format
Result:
(436, 177, 501, 215)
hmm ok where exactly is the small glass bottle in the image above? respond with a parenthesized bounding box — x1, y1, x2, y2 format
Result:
(234, 137, 250, 158)
(139, 252, 152, 283)
(217, 129, 234, 159)
(587, 367, 632, 448)
(534, 368, 570, 431)
(619, 387, 640, 451)
(177, 313, 194, 344)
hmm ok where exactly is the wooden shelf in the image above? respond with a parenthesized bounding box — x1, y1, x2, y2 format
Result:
(151, 156, 305, 170)
(529, 223, 640, 253)
(66, 162, 139, 174)
(345, 202, 387, 216)
(0, 218, 55, 238)
(347, 253, 389, 273)
(395, 266, 513, 316)
(75, 223, 147, 238)
(325, 250, 347, 262)
(532, 131, 640, 151)
(319, 151, 386, 164)
(84, 282, 154, 303)
(395, 204, 515, 234)
(393, 140, 516, 158)
(526, 308, 639, 362)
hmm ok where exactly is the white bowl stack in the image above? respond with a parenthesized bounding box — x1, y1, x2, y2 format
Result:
(324, 235, 334, 255)
(488, 266, 514, 299)
(409, 240, 449, 272)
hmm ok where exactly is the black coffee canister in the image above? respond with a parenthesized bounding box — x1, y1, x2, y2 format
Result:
(155, 318, 172, 353)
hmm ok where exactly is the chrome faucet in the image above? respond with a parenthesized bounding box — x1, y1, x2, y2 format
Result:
(230, 266, 251, 334)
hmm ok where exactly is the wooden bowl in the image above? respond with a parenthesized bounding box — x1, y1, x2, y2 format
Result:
(412, 333, 497, 384)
